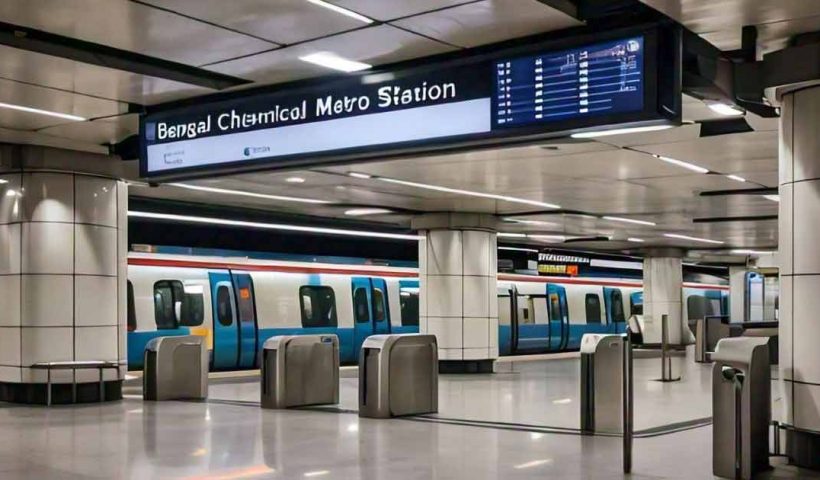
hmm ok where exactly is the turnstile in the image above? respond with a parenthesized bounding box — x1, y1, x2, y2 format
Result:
(712, 337, 771, 480)
(580, 333, 625, 434)
(261, 335, 339, 409)
(144, 335, 208, 401)
(695, 316, 734, 363)
(359, 334, 438, 419)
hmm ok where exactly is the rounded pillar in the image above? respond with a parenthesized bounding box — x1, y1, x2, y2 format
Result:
(0, 147, 127, 404)
(778, 85, 820, 467)
(642, 251, 685, 345)
(412, 213, 498, 373)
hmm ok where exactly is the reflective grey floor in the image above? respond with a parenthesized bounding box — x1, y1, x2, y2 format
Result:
(0, 397, 816, 479)
(2, 350, 812, 479)
(209, 347, 712, 431)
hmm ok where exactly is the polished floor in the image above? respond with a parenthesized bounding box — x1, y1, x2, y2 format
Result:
(0, 350, 814, 479)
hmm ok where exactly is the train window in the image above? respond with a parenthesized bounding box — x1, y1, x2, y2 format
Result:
(399, 288, 419, 326)
(548, 294, 561, 321)
(216, 286, 234, 326)
(585, 294, 602, 324)
(127, 281, 136, 332)
(180, 285, 205, 327)
(300, 286, 338, 328)
(353, 288, 369, 323)
(372, 288, 386, 322)
(609, 290, 625, 323)
(235, 278, 255, 325)
(153, 280, 183, 330)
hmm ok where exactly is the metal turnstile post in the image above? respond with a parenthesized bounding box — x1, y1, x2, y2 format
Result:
(712, 337, 771, 480)
(580, 334, 624, 435)
(623, 331, 633, 474)
(260, 335, 339, 409)
(657, 314, 681, 382)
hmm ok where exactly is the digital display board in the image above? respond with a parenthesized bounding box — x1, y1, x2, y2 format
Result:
(141, 27, 678, 178)
(494, 36, 644, 127)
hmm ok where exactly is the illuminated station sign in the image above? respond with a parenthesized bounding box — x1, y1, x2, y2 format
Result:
(140, 25, 680, 179)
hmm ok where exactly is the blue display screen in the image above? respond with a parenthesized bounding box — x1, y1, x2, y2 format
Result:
(494, 36, 644, 127)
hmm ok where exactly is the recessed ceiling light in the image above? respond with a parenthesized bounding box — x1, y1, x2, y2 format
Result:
(299, 52, 372, 72)
(763, 194, 780, 202)
(653, 154, 710, 174)
(305, 0, 373, 23)
(377, 177, 560, 209)
(726, 174, 746, 183)
(0, 101, 86, 122)
(663, 233, 724, 245)
(498, 246, 539, 253)
(707, 102, 745, 116)
(344, 208, 392, 216)
(285, 177, 305, 184)
(503, 218, 559, 227)
(731, 249, 774, 255)
(570, 125, 673, 139)
(627, 237, 645, 243)
(168, 183, 332, 204)
(527, 234, 566, 242)
(128, 211, 421, 241)
(497, 232, 527, 238)
(348, 172, 372, 179)
(602, 216, 656, 226)
(0, 179, 8, 184)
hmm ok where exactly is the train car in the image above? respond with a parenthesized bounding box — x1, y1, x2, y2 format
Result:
(126, 252, 728, 370)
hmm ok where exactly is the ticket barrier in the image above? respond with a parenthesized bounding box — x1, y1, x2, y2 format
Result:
(260, 335, 339, 409)
(144, 335, 208, 401)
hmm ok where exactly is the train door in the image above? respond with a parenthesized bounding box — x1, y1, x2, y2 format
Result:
(208, 271, 258, 370)
(603, 287, 626, 333)
(547, 284, 569, 350)
(232, 273, 258, 369)
(514, 294, 550, 353)
(209, 271, 239, 370)
(497, 288, 514, 355)
(351, 277, 390, 352)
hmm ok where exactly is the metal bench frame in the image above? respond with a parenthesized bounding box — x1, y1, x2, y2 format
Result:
(30, 361, 120, 406)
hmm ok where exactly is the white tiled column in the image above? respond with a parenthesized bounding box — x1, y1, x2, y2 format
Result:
(779, 86, 820, 466)
(728, 266, 747, 323)
(0, 171, 127, 403)
(642, 255, 684, 345)
(414, 214, 498, 372)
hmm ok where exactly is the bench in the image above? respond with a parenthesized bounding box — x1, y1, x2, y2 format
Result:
(30, 361, 120, 406)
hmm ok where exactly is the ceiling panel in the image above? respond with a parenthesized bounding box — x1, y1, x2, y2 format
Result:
(331, 0, 470, 21)
(0, 45, 212, 105)
(143, 0, 368, 45)
(630, 130, 778, 174)
(37, 114, 138, 145)
(0, 126, 109, 154)
(642, 0, 820, 56)
(0, 0, 274, 66)
(391, 0, 582, 48)
(207, 25, 455, 84)
(0, 77, 125, 130)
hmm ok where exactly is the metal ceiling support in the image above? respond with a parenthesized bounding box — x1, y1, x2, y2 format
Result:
(699, 187, 777, 197)
(761, 35, 820, 101)
(697, 118, 753, 137)
(0, 21, 250, 91)
(693, 215, 778, 223)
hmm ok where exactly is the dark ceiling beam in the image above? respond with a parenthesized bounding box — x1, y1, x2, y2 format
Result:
(700, 187, 778, 197)
(0, 21, 250, 92)
(693, 215, 778, 223)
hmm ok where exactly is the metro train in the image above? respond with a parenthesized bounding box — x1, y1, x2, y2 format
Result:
(126, 252, 729, 370)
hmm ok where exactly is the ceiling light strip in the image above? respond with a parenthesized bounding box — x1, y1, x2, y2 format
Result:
(653, 155, 709, 174)
(169, 183, 332, 205)
(663, 233, 724, 245)
(0, 101, 86, 121)
(128, 211, 421, 241)
(299, 52, 372, 72)
(498, 246, 539, 253)
(377, 177, 560, 209)
(305, 0, 374, 23)
(602, 215, 656, 226)
(570, 125, 673, 139)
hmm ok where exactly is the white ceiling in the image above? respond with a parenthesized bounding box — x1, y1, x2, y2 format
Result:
(0, 0, 816, 253)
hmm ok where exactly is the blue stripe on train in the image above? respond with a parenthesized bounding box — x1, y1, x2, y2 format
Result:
(127, 328, 191, 369)
(499, 322, 627, 354)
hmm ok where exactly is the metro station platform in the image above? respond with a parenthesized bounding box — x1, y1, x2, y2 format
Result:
(0, 350, 813, 480)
